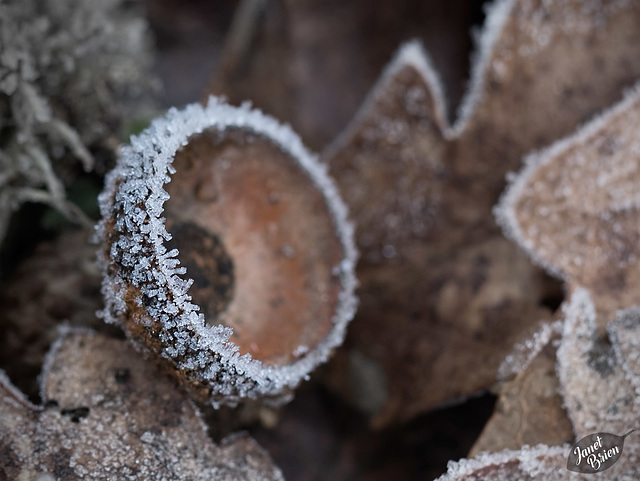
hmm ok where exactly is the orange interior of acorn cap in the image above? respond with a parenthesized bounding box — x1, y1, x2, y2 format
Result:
(164, 128, 343, 366)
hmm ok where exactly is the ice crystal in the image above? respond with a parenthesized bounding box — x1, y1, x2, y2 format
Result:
(96, 98, 357, 405)
(0, 329, 284, 480)
(0, 0, 152, 246)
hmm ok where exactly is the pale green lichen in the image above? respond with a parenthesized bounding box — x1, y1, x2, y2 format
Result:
(0, 0, 153, 245)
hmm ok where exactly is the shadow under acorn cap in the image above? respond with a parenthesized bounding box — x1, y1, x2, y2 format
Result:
(95, 97, 358, 406)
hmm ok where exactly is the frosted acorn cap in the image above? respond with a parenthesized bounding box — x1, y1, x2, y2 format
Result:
(95, 98, 357, 405)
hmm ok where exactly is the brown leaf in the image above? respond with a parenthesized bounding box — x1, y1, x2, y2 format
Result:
(436, 445, 571, 481)
(96, 99, 357, 405)
(209, 0, 476, 149)
(556, 290, 639, 477)
(0, 229, 106, 400)
(324, 0, 640, 426)
(0, 329, 284, 480)
(498, 86, 640, 322)
(469, 323, 573, 457)
(438, 444, 632, 481)
(454, 7, 640, 474)
(557, 290, 636, 440)
(436, 289, 640, 480)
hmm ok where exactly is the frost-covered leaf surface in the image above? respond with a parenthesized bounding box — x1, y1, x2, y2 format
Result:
(498, 85, 640, 321)
(96, 98, 357, 406)
(436, 445, 569, 481)
(323, 0, 640, 426)
(0, 329, 284, 480)
(437, 289, 640, 480)
(609, 309, 640, 393)
(470, 324, 573, 456)
(557, 290, 638, 442)
(554, 290, 640, 478)
(0, 229, 105, 401)
(0, 0, 153, 246)
(471, 22, 640, 476)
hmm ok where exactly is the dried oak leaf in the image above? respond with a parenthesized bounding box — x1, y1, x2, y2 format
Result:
(0, 329, 284, 480)
(323, 0, 640, 427)
(469, 321, 573, 457)
(557, 290, 638, 443)
(436, 289, 640, 480)
(457, 82, 640, 479)
(0, 229, 106, 401)
(477, 42, 640, 464)
(497, 84, 640, 323)
(209, 0, 476, 149)
(96, 98, 357, 406)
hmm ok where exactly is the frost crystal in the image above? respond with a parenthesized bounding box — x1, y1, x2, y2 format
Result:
(436, 445, 568, 481)
(0, 0, 152, 247)
(95, 98, 357, 405)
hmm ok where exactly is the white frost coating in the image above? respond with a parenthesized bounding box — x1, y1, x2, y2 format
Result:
(497, 319, 562, 381)
(435, 444, 567, 481)
(383, 40, 449, 132)
(450, 0, 514, 136)
(495, 83, 640, 282)
(35, 474, 56, 481)
(3, 329, 286, 481)
(95, 98, 358, 404)
(39, 325, 96, 405)
(556, 288, 598, 434)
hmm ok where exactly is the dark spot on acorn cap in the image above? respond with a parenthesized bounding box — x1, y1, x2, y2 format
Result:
(165, 221, 235, 320)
